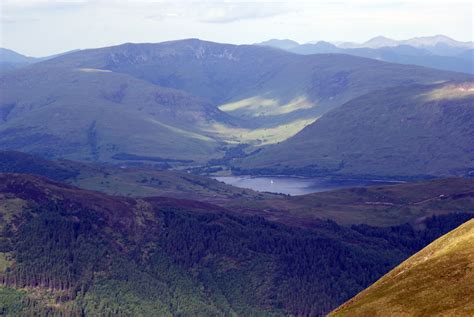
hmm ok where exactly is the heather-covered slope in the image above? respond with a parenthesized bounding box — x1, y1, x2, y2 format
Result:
(0, 173, 472, 316)
(229, 177, 474, 227)
(0, 151, 266, 202)
(238, 82, 474, 178)
(2, 151, 474, 228)
(330, 219, 474, 316)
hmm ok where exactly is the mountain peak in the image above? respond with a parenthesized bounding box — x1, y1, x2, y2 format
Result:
(404, 34, 474, 48)
(0, 47, 37, 63)
(312, 40, 338, 47)
(363, 36, 399, 48)
(256, 39, 300, 50)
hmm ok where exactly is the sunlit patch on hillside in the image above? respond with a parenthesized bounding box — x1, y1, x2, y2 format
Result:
(77, 68, 112, 73)
(206, 117, 318, 145)
(219, 95, 315, 117)
(145, 117, 215, 142)
(422, 82, 474, 101)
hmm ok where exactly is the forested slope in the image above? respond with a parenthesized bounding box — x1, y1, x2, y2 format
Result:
(0, 174, 472, 316)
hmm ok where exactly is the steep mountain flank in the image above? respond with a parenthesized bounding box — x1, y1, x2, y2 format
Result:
(238, 82, 474, 178)
(330, 219, 474, 316)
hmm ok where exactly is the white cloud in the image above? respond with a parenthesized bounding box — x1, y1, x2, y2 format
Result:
(1, 0, 472, 56)
(136, 2, 294, 24)
(195, 3, 292, 23)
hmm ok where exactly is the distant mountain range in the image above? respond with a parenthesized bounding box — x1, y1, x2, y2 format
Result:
(338, 35, 473, 51)
(257, 35, 474, 74)
(0, 48, 37, 74)
(266, 35, 474, 53)
(0, 48, 80, 75)
(2, 39, 469, 168)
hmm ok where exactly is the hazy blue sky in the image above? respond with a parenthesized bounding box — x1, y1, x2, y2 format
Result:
(1, 0, 473, 57)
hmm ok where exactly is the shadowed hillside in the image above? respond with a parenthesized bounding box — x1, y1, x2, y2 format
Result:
(47, 39, 471, 126)
(0, 64, 229, 162)
(1, 39, 471, 163)
(238, 81, 474, 178)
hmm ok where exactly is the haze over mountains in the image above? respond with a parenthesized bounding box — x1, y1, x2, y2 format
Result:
(1, 38, 473, 179)
(259, 35, 474, 53)
(337, 35, 473, 51)
(258, 35, 474, 74)
(0, 48, 80, 75)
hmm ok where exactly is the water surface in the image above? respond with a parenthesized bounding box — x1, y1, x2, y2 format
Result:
(215, 176, 403, 196)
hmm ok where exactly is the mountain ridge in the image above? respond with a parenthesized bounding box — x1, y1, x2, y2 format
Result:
(1, 39, 472, 164)
(336, 34, 474, 50)
(257, 36, 474, 74)
(236, 81, 474, 178)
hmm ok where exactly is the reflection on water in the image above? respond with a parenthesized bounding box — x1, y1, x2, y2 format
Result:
(215, 176, 403, 196)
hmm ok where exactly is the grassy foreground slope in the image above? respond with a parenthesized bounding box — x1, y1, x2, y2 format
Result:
(330, 219, 474, 316)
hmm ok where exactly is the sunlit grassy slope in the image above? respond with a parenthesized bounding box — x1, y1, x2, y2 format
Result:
(206, 117, 317, 146)
(329, 219, 474, 316)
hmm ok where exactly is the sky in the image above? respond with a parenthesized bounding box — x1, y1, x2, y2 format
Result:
(1, 0, 473, 57)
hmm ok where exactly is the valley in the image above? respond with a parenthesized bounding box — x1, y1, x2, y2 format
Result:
(236, 82, 474, 178)
(1, 39, 472, 178)
(0, 29, 473, 316)
(2, 151, 474, 228)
